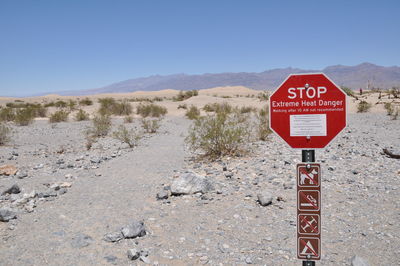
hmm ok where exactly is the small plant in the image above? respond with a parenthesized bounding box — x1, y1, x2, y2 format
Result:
(141, 118, 161, 133)
(0, 123, 11, 145)
(124, 115, 133, 123)
(90, 114, 112, 137)
(137, 104, 167, 118)
(113, 125, 141, 148)
(256, 107, 272, 141)
(67, 100, 77, 111)
(75, 109, 90, 121)
(178, 104, 188, 109)
(112, 100, 132, 116)
(84, 131, 96, 150)
(357, 100, 372, 113)
(186, 109, 251, 158)
(15, 108, 35, 126)
(258, 92, 269, 101)
(98, 97, 117, 115)
(391, 107, 399, 120)
(185, 105, 200, 120)
(384, 102, 394, 116)
(240, 106, 256, 114)
(390, 87, 399, 98)
(54, 100, 68, 108)
(0, 107, 15, 122)
(203, 102, 233, 114)
(79, 98, 93, 106)
(49, 110, 69, 123)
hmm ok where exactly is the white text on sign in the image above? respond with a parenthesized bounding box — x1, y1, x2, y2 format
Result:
(288, 87, 327, 99)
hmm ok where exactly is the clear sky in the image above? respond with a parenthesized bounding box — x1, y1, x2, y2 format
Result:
(0, 0, 399, 96)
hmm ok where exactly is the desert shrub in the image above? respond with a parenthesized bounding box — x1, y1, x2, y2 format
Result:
(90, 114, 112, 137)
(67, 100, 77, 111)
(341, 87, 355, 97)
(54, 100, 68, 108)
(173, 90, 198, 101)
(49, 110, 69, 123)
(221, 95, 231, 99)
(113, 125, 141, 148)
(384, 102, 394, 116)
(240, 106, 256, 114)
(124, 115, 133, 123)
(390, 87, 399, 98)
(258, 92, 269, 101)
(33, 105, 47, 117)
(79, 98, 93, 106)
(0, 123, 11, 145)
(256, 107, 272, 141)
(137, 104, 167, 118)
(75, 109, 90, 121)
(15, 108, 35, 126)
(357, 100, 372, 113)
(185, 105, 200, 120)
(186, 110, 251, 158)
(153, 97, 163, 102)
(203, 102, 233, 114)
(178, 104, 187, 109)
(98, 97, 117, 115)
(129, 97, 153, 103)
(391, 107, 399, 120)
(0, 107, 15, 122)
(141, 118, 161, 133)
(112, 100, 132, 116)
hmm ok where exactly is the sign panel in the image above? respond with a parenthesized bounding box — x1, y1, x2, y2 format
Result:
(297, 163, 321, 260)
(269, 73, 347, 149)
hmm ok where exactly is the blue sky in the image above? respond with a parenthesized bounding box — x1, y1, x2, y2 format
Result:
(0, 0, 399, 96)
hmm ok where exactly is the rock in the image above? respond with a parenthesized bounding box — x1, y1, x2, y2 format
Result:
(0, 208, 17, 222)
(58, 188, 68, 195)
(121, 220, 146, 238)
(38, 190, 58, 198)
(103, 231, 123, 242)
(140, 255, 151, 264)
(59, 182, 72, 188)
(351, 255, 370, 266)
(16, 172, 28, 179)
(257, 191, 273, 206)
(71, 233, 94, 248)
(224, 172, 233, 178)
(33, 164, 44, 170)
(156, 190, 169, 200)
(245, 257, 253, 264)
(2, 184, 21, 195)
(0, 165, 18, 176)
(171, 172, 214, 195)
(104, 255, 118, 263)
(127, 248, 140, 260)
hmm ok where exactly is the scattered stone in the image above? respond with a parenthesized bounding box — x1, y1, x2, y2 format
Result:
(2, 184, 21, 195)
(16, 172, 28, 179)
(59, 182, 72, 188)
(156, 190, 169, 200)
(171, 172, 214, 195)
(104, 255, 118, 263)
(127, 248, 140, 260)
(58, 188, 68, 195)
(0, 165, 18, 176)
(71, 233, 94, 248)
(103, 231, 124, 242)
(351, 255, 370, 266)
(0, 208, 17, 222)
(121, 220, 146, 238)
(33, 164, 44, 170)
(224, 172, 233, 178)
(257, 190, 273, 206)
(140, 255, 151, 264)
(245, 257, 253, 264)
(38, 190, 58, 198)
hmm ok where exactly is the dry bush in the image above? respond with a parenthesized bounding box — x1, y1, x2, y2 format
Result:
(124, 115, 133, 123)
(49, 110, 69, 123)
(0, 107, 15, 122)
(186, 109, 251, 158)
(203, 102, 233, 114)
(185, 105, 200, 120)
(240, 106, 256, 114)
(137, 104, 167, 118)
(90, 114, 112, 137)
(0, 123, 11, 145)
(79, 98, 93, 106)
(357, 101, 372, 113)
(75, 109, 90, 121)
(15, 108, 35, 126)
(112, 100, 132, 116)
(177, 104, 187, 109)
(113, 125, 141, 148)
(173, 90, 198, 101)
(141, 118, 161, 133)
(256, 107, 272, 141)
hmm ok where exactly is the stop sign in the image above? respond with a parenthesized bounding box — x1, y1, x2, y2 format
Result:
(269, 73, 347, 149)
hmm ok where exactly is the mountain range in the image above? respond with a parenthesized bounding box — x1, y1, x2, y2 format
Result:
(55, 63, 400, 96)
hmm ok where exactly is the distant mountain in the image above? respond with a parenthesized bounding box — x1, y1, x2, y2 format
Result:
(56, 63, 400, 96)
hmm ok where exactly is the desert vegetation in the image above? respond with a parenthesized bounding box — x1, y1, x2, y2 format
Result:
(113, 125, 141, 148)
(136, 103, 167, 118)
(49, 110, 70, 123)
(173, 90, 198, 101)
(0, 123, 11, 145)
(185, 105, 200, 120)
(357, 100, 372, 113)
(74, 109, 90, 121)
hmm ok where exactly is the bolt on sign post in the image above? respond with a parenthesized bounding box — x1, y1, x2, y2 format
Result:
(269, 73, 347, 265)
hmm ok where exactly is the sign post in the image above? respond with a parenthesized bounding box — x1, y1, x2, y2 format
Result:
(269, 73, 347, 265)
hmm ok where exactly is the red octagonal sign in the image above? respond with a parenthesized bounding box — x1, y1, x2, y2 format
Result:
(269, 73, 347, 149)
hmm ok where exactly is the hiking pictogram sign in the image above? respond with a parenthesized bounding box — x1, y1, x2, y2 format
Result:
(297, 164, 320, 188)
(298, 214, 320, 235)
(298, 190, 320, 211)
(298, 237, 320, 259)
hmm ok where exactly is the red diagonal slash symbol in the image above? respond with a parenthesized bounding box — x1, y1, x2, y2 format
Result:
(300, 239, 318, 257)
(300, 169, 318, 185)
(300, 215, 318, 233)
(300, 191, 318, 210)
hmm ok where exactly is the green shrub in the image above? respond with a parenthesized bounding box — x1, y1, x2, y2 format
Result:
(124, 115, 133, 123)
(390, 87, 399, 98)
(185, 105, 200, 120)
(79, 98, 93, 106)
(203, 102, 233, 114)
(0, 123, 11, 145)
(49, 110, 69, 123)
(98, 97, 116, 115)
(256, 107, 272, 141)
(178, 104, 187, 109)
(90, 114, 112, 137)
(112, 100, 132, 116)
(186, 110, 251, 158)
(137, 104, 167, 118)
(384, 102, 394, 116)
(258, 92, 269, 101)
(357, 100, 372, 113)
(173, 90, 198, 101)
(15, 108, 35, 126)
(0, 107, 15, 122)
(75, 109, 90, 121)
(113, 125, 141, 148)
(54, 100, 68, 108)
(141, 118, 161, 133)
(67, 100, 77, 111)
